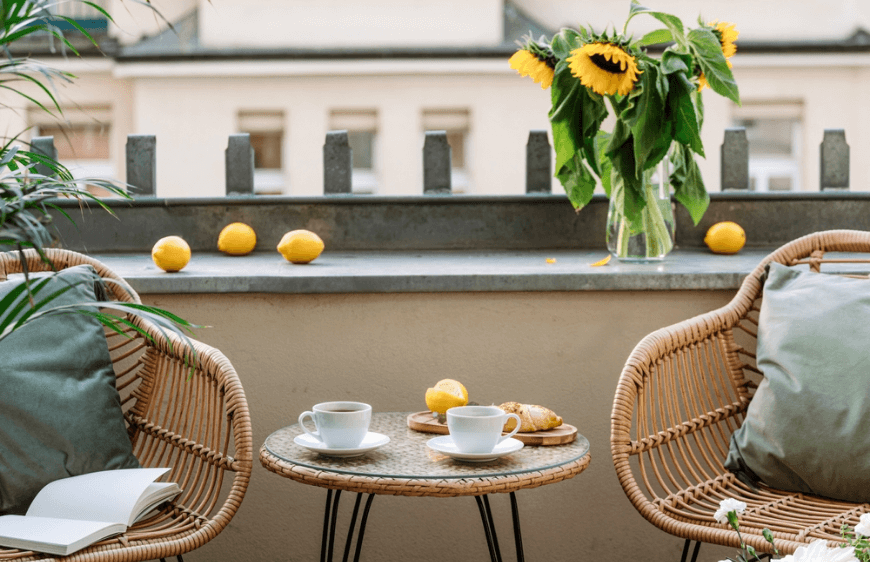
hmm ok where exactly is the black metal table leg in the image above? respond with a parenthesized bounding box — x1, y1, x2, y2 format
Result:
(475, 495, 500, 562)
(509, 492, 524, 562)
(680, 539, 702, 562)
(319, 490, 376, 562)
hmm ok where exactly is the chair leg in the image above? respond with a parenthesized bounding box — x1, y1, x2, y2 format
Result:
(680, 539, 702, 562)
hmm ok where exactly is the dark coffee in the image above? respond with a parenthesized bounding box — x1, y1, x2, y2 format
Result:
(325, 409, 358, 413)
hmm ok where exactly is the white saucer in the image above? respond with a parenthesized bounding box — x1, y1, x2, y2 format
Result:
(426, 436, 524, 462)
(294, 432, 390, 458)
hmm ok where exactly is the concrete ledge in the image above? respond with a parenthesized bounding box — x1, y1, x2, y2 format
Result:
(39, 193, 870, 254)
(83, 249, 784, 294)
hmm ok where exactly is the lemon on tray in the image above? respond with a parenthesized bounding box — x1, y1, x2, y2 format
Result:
(152, 236, 191, 272)
(425, 379, 468, 415)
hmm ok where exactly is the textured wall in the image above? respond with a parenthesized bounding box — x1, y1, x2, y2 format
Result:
(141, 289, 739, 562)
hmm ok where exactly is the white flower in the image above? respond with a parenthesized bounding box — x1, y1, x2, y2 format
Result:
(714, 498, 748, 524)
(855, 513, 870, 538)
(779, 539, 858, 562)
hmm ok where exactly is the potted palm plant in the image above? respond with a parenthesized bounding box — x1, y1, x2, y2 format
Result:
(0, 0, 196, 342)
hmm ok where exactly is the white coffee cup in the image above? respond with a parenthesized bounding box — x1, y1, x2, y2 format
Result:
(446, 405, 522, 454)
(298, 402, 372, 449)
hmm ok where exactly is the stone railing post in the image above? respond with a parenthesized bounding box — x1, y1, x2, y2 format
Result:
(31, 136, 58, 177)
(820, 129, 849, 191)
(323, 130, 352, 194)
(720, 128, 749, 191)
(526, 130, 551, 193)
(226, 133, 255, 195)
(423, 131, 451, 194)
(126, 134, 156, 197)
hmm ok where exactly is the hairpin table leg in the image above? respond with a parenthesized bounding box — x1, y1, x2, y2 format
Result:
(680, 539, 702, 562)
(510, 492, 524, 562)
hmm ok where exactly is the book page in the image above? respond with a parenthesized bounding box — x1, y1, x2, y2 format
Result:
(26, 468, 170, 525)
(0, 515, 125, 556)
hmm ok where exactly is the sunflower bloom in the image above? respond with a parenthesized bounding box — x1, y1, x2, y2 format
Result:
(509, 49, 555, 89)
(710, 21, 739, 58)
(698, 58, 733, 91)
(567, 42, 641, 96)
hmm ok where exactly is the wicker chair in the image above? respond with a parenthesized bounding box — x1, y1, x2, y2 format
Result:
(611, 230, 870, 561)
(0, 249, 253, 562)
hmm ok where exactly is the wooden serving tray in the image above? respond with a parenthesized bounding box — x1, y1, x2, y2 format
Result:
(407, 411, 577, 446)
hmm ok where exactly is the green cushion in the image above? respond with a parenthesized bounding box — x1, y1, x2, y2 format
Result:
(0, 265, 139, 515)
(725, 262, 870, 502)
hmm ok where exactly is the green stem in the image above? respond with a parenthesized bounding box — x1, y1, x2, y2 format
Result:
(640, 178, 674, 258)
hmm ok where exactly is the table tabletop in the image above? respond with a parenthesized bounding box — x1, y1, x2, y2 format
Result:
(260, 412, 591, 497)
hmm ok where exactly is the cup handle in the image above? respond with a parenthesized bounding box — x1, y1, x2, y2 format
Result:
(298, 411, 322, 442)
(498, 413, 522, 444)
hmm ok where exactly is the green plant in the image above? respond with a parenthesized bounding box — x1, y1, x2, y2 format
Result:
(509, 1, 741, 257)
(0, 0, 198, 348)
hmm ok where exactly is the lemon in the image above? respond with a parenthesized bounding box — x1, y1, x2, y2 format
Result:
(152, 236, 191, 272)
(277, 230, 324, 264)
(425, 379, 469, 415)
(704, 221, 746, 254)
(218, 222, 257, 256)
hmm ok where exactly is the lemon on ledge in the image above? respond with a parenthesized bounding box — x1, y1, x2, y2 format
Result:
(278, 230, 324, 264)
(704, 221, 746, 254)
(218, 222, 257, 255)
(425, 379, 469, 415)
(152, 236, 191, 272)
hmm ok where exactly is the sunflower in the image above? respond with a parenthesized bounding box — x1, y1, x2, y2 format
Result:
(567, 42, 641, 97)
(709, 21, 739, 58)
(698, 58, 733, 91)
(509, 44, 556, 89)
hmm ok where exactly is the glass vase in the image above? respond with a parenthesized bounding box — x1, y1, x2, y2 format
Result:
(606, 158, 675, 262)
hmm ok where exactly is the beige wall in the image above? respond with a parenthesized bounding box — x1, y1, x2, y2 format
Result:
(140, 289, 739, 562)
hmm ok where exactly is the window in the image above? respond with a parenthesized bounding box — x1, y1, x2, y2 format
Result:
(329, 109, 378, 194)
(238, 111, 285, 194)
(732, 102, 803, 192)
(30, 106, 114, 196)
(422, 109, 470, 193)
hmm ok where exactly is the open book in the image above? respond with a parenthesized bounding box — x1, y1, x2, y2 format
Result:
(0, 468, 181, 556)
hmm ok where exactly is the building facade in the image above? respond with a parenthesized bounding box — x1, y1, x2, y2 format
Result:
(4, 0, 870, 196)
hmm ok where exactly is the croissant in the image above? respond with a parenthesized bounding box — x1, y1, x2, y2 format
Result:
(498, 402, 563, 433)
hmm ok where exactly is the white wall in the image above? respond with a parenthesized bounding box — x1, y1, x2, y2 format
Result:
(198, 0, 503, 49)
(513, 0, 870, 41)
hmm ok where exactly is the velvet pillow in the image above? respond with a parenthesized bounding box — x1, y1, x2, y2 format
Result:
(724, 262, 870, 501)
(0, 264, 140, 515)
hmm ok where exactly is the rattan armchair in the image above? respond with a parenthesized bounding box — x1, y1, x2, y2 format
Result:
(0, 249, 253, 562)
(611, 230, 870, 561)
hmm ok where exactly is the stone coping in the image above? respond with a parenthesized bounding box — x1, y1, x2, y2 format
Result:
(79, 249, 788, 294)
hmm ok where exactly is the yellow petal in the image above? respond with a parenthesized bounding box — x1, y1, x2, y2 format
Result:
(590, 255, 611, 267)
(546, 258, 557, 264)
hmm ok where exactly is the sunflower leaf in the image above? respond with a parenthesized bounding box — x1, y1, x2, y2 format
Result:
(549, 61, 607, 199)
(555, 153, 597, 210)
(661, 50, 691, 74)
(549, 28, 583, 60)
(595, 130, 614, 197)
(668, 72, 704, 156)
(630, 63, 672, 175)
(688, 28, 740, 104)
(670, 143, 709, 225)
(629, 4, 688, 51)
(637, 28, 673, 47)
(607, 134, 646, 224)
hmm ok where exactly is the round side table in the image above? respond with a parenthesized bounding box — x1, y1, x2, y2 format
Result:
(260, 412, 591, 562)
